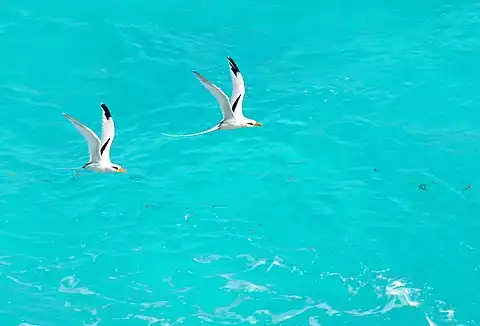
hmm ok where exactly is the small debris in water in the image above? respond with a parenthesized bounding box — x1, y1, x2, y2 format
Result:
(464, 185, 472, 191)
(418, 184, 428, 191)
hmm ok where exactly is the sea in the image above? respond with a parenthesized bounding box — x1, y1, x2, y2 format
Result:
(0, 0, 479, 325)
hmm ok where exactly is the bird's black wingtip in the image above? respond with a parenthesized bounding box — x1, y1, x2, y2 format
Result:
(100, 102, 112, 119)
(192, 70, 202, 78)
(227, 56, 240, 75)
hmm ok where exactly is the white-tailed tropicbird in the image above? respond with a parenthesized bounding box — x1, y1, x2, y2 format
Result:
(163, 57, 262, 137)
(62, 103, 126, 173)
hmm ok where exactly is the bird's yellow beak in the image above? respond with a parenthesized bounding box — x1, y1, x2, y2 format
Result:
(254, 122, 263, 127)
(118, 167, 127, 173)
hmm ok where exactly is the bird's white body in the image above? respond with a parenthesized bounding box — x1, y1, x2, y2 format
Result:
(84, 162, 118, 173)
(63, 103, 126, 174)
(163, 57, 262, 137)
(219, 117, 257, 130)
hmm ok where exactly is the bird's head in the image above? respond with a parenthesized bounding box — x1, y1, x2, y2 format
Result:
(245, 119, 263, 128)
(111, 164, 127, 173)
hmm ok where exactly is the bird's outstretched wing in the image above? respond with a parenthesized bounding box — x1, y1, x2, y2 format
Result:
(99, 102, 115, 164)
(193, 71, 235, 121)
(63, 113, 101, 163)
(227, 56, 246, 117)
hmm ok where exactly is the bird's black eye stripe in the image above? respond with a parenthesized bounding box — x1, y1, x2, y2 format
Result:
(113, 166, 118, 170)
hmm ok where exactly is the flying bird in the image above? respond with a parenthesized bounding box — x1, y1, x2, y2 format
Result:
(163, 57, 262, 137)
(62, 103, 126, 173)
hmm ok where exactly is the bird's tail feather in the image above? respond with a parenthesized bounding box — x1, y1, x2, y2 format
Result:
(55, 166, 84, 171)
(162, 125, 220, 138)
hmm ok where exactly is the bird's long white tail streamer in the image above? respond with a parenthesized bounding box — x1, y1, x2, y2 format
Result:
(162, 125, 220, 138)
(55, 167, 84, 171)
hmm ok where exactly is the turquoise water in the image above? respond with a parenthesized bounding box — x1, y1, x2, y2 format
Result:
(1, 0, 479, 324)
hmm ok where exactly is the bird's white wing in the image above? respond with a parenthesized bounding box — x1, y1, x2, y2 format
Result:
(162, 124, 220, 138)
(227, 57, 245, 117)
(193, 71, 235, 121)
(63, 113, 101, 163)
(99, 103, 115, 164)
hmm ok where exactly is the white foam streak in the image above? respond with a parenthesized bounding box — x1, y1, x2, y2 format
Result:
(7, 275, 42, 290)
(426, 315, 437, 326)
(385, 280, 421, 308)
